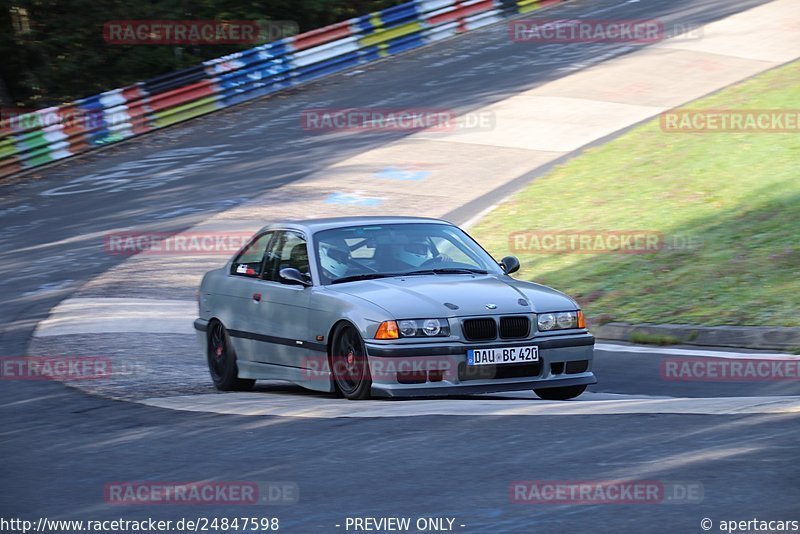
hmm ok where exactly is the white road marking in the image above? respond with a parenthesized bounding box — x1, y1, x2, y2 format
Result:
(583, 1, 637, 17)
(22, 280, 74, 296)
(595, 343, 800, 360)
(139, 391, 800, 418)
(34, 298, 196, 337)
(461, 203, 501, 230)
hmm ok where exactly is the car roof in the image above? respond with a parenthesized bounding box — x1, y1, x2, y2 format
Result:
(257, 216, 453, 235)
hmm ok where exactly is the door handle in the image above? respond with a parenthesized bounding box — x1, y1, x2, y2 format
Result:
(252, 293, 262, 302)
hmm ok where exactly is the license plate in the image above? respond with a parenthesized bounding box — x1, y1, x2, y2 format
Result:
(467, 345, 539, 366)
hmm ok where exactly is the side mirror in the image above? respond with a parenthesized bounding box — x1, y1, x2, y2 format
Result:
(279, 268, 312, 286)
(500, 256, 520, 274)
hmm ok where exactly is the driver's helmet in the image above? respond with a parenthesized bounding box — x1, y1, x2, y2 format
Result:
(391, 238, 432, 268)
(319, 238, 350, 278)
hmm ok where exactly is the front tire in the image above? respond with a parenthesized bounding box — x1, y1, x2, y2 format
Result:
(207, 321, 255, 391)
(330, 324, 372, 400)
(534, 385, 586, 400)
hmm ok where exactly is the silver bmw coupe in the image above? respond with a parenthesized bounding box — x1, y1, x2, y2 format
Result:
(195, 217, 595, 400)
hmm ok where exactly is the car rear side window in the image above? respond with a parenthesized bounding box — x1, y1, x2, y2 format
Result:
(231, 232, 273, 277)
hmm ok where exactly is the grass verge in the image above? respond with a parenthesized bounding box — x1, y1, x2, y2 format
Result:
(471, 60, 800, 327)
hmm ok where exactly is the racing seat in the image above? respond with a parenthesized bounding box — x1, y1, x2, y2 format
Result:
(288, 243, 309, 275)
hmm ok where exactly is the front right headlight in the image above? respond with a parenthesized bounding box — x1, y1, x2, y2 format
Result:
(377, 319, 450, 339)
(399, 318, 450, 337)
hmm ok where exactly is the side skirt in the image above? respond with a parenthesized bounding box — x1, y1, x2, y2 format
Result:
(237, 360, 334, 393)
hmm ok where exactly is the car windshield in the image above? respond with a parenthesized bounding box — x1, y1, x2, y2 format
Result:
(314, 223, 504, 285)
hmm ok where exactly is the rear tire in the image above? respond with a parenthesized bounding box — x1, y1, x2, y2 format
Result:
(330, 324, 372, 400)
(534, 385, 586, 400)
(207, 321, 255, 391)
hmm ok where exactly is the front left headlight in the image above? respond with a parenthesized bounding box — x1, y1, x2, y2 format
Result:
(538, 311, 585, 331)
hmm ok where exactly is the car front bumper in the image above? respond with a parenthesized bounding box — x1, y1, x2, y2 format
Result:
(364, 332, 596, 398)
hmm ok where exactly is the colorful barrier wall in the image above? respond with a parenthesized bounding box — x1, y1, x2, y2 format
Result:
(0, 0, 563, 179)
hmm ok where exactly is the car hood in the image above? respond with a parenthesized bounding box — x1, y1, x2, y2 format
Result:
(326, 274, 577, 318)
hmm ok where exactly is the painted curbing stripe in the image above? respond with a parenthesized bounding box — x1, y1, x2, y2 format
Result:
(34, 298, 196, 337)
(138, 391, 800, 417)
(595, 343, 800, 361)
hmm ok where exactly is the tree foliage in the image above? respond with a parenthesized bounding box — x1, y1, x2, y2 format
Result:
(2, 0, 404, 108)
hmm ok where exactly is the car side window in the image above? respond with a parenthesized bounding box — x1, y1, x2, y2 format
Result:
(262, 231, 309, 282)
(230, 232, 273, 277)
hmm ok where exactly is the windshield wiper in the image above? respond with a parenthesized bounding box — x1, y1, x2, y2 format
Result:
(401, 268, 488, 276)
(330, 273, 399, 284)
(331, 268, 488, 284)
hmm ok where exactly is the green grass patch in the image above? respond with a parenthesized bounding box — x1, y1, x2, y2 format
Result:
(471, 61, 800, 327)
(628, 332, 681, 346)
